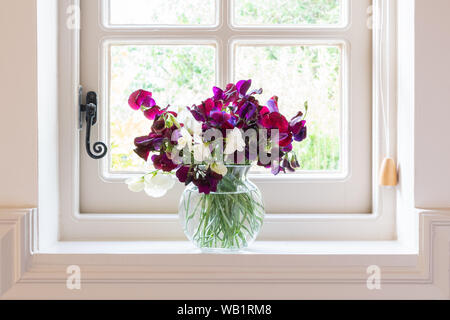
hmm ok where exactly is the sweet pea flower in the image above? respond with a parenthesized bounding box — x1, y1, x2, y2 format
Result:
(128, 90, 156, 110)
(282, 154, 301, 172)
(176, 166, 193, 185)
(125, 176, 145, 193)
(134, 133, 164, 161)
(224, 128, 246, 155)
(211, 162, 228, 176)
(143, 106, 163, 120)
(176, 128, 194, 151)
(152, 153, 178, 172)
(271, 160, 285, 176)
(177, 108, 199, 135)
(189, 98, 222, 122)
(143, 172, 176, 198)
(237, 100, 258, 121)
(223, 83, 239, 105)
(193, 169, 223, 194)
(213, 86, 225, 101)
(236, 79, 252, 97)
(193, 142, 212, 163)
(290, 111, 307, 142)
(210, 109, 235, 130)
(266, 96, 280, 113)
(260, 112, 290, 133)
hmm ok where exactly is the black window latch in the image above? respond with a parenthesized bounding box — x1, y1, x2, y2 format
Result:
(79, 86, 108, 160)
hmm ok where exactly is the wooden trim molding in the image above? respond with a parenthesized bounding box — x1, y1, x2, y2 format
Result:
(0, 209, 35, 297)
(1, 208, 450, 299)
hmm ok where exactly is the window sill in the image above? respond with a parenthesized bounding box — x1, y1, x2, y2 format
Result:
(4, 208, 450, 300)
(41, 240, 417, 256)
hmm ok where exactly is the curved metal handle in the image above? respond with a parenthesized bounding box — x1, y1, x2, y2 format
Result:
(85, 103, 108, 160)
(80, 88, 108, 160)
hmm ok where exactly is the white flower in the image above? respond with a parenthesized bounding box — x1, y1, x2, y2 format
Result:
(143, 172, 176, 198)
(178, 108, 200, 135)
(211, 162, 228, 176)
(125, 176, 145, 193)
(176, 127, 193, 151)
(224, 128, 246, 155)
(193, 143, 211, 163)
(192, 123, 203, 143)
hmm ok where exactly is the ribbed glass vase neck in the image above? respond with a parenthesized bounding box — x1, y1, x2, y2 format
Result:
(224, 165, 251, 179)
(216, 165, 252, 193)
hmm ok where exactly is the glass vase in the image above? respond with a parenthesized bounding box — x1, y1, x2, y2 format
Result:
(178, 165, 265, 252)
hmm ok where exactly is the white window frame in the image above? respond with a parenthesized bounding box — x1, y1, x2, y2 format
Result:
(58, 0, 398, 241)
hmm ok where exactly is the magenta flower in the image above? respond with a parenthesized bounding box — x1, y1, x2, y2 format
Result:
(210, 110, 235, 130)
(128, 90, 156, 110)
(190, 98, 220, 122)
(144, 106, 163, 120)
(213, 86, 225, 101)
(260, 112, 289, 133)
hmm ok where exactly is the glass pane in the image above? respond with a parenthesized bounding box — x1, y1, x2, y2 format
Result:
(108, 0, 217, 26)
(234, 44, 342, 171)
(233, 0, 343, 26)
(109, 44, 216, 172)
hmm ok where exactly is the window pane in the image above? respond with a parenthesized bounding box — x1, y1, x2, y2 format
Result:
(233, 0, 343, 26)
(109, 44, 216, 172)
(234, 44, 342, 171)
(108, 0, 217, 26)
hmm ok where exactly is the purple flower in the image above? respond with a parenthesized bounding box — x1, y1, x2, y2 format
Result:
(271, 160, 286, 175)
(282, 155, 300, 173)
(176, 166, 193, 185)
(290, 111, 307, 142)
(238, 101, 258, 121)
(189, 98, 223, 123)
(134, 133, 164, 161)
(266, 96, 280, 113)
(193, 169, 223, 195)
(236, 79, 252, 97)
(152, 153, 178, 172)
(151, 116, 166, 134)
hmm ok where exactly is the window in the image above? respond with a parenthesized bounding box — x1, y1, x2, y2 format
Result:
(60, 0, 398, 241)
(77, 0, 373, 215)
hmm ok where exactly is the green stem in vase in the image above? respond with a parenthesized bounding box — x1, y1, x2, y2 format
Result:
(183, 167, 265, 250)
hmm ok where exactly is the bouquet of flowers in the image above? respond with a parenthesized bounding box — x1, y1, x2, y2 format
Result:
(126, 79, 307, 250)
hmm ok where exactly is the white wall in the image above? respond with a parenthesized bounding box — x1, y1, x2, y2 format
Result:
(414, 0, 450, 209)
(0, 0, 38, 208)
